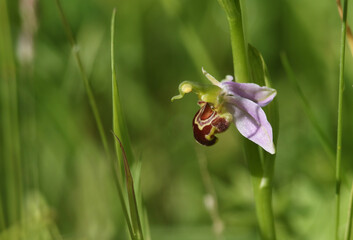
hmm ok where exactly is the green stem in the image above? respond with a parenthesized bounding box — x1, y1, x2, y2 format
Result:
(245, 143, 276, 240)
(54, 0, 110, 158)
(218, 0, 276, 239)
(335, 0, 349, 239)
(220, 0, 250, 84)
(0, 0, 23, 230)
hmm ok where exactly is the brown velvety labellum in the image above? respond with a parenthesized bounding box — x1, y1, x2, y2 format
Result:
(192, 102, 230, 146)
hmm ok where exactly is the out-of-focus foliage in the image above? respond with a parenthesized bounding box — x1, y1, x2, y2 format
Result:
(1, 0, 353, 239)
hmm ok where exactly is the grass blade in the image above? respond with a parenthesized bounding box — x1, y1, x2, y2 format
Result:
(54, 0, 110, 158)
(160, 0, 219, 79)
(280, 53, 353, 191)
(110, 9, 134, 175)
(0, 0, 23, 230)
(335, 0, 349, 238)
(110, 9, 135, 239)
(113, 133, 144, 240)
(336, 0, 353, 57)
(280, 53, 335, 158)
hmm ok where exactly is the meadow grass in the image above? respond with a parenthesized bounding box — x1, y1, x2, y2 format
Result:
(1, 0, 353, 239)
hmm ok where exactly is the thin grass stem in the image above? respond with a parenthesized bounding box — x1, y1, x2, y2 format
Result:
(281, 53, 335, 157)
(336, 0, 353, 57)
(54, 0, 110, 158)
(335, 0, 349, 238)
(0, 0, 23, 231)
(281, 53, 353, 192)
(280, 53, 335, 158)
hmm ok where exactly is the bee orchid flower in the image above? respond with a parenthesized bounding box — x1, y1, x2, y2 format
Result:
(172, 68, 277, 154)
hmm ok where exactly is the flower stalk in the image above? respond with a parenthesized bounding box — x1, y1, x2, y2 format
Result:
(218, 0, 277, 239)
(0, 0, 23, 231)
(218, 0, 249, 84)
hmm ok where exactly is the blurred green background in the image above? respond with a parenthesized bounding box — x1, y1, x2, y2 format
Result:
(1, 0, 353, 239)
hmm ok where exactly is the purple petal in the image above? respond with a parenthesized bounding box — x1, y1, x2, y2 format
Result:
(224, 95, 275, 154)
(221, 81, 276, 107)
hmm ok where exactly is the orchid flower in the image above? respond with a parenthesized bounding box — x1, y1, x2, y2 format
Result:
(172, 68, 277, 154)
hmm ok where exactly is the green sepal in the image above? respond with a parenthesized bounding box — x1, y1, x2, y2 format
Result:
(171, 81, 222, 105)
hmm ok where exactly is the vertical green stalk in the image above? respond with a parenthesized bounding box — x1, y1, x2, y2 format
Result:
(335, 0, 349, 239)
(54, 0, 110, 158)
(218, 0, 276, 239)
(218, 0, 249, 84)
(244, 143, 276, 240)
(0, 0, 23, 231)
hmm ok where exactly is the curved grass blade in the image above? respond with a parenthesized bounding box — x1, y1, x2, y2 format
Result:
(110, 9, 134, 176)
(280, 53, 353, 191)
(280, 53, 335, 158)
(112, 133, 144, 240)
(335, 0, 349, 238)
(110, 9, 135, 239)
